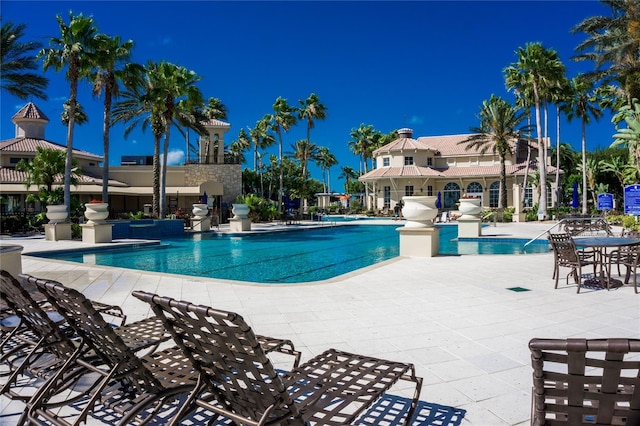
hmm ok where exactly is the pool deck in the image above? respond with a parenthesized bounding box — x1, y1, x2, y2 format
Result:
(2, 220, 639, 425)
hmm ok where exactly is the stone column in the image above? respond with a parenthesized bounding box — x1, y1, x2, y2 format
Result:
(44, 223, 72, 241)
(0, 244, 23, 278)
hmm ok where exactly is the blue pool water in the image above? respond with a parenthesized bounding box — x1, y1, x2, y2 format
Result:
(31, 225, 549, 283)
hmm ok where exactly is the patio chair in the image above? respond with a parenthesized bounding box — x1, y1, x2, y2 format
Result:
(606, 243, 640, 294)
(133, 290, 424, 426)
(547, 233, 597, 293)
(27, 276, 199, 426)
(529, 338, 640, 425)
(0, 270, 81, 406)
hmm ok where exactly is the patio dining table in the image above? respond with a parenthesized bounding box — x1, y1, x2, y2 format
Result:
(573, 236, 640, 289)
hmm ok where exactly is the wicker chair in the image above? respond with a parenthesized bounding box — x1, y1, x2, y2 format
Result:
(547, 233, 597, 293)
(529, 338, 640, 425)
(605, 230, 640, 294)
(0, 270, 80, 407)
(28, 276, 199, 425)
(133, 290, 424, 426)
(25, 276, 302, 425)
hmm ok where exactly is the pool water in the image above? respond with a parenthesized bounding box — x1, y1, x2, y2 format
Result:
(32, 225, 549, 283)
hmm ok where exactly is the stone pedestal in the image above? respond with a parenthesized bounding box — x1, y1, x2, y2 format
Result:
(397, 226, 439, 257)
(0, 244, 23, 278)
(44, 223, 72, 241)
(229, 218, 251, 232)
(191, 217, 211, 231)
(81, 223, 113, 244)
(458, 219, 482, 238)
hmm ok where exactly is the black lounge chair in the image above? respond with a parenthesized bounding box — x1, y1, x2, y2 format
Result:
(133, 290, 424, 425)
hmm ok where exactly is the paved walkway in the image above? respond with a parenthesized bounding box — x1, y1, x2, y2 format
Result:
(2, 221, 639, 425)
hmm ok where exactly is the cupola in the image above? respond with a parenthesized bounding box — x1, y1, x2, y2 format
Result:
(12, 102, 49, 139)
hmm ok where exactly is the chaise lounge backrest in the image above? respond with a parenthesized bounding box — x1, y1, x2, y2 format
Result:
(132, 290, 304, 424)
(529, 338, 640, 425)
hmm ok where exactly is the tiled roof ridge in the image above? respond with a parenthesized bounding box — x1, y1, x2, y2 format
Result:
(0, 137, 103, 159)
(12, 102, 49, 122)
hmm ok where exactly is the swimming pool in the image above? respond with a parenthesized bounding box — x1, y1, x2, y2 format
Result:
(31, 225, 549, 283)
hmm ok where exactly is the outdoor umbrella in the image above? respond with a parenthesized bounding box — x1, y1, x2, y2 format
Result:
(436, 191, 442, 209)
(202, 191, 208, 205)
(571, 182, 580, 209)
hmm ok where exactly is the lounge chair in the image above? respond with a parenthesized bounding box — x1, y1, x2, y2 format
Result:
(547, 233, 597, 293)
(26, 276, 199, 425)
(133, 290, 423, 425)
(529, 338, 640, 425)
(24, 275, 302, 425)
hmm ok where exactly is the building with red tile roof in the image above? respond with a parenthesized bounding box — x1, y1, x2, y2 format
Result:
(359, 128, 560, 214)
(0, 102, 240, 218)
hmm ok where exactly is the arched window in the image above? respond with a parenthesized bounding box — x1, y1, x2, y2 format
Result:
(443, 182, 461, 209)
(466, 181, 483, 196)
(489, 181, 500, 208)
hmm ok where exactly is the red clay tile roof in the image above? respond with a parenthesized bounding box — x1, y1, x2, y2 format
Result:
(373, 133, 522, 157)
(360, 162, 559, 180)
(0, 138, 103, 160)
(201, 118, 231, 128)
(373, 137, 439, 155)
(0, 166, 129, 186)
(11, 102, 49, 122)
(360, 165, 445, 180)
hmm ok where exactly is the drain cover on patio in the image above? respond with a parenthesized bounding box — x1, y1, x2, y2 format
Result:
(507, 287, 531, 292)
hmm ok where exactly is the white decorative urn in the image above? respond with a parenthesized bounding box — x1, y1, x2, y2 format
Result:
(232, 203, 249, 220)
(458, 198, 482, 220)
(46, 205, 68, 224)
(401, 196, 438, 228)
(84, 202, 109, 224)
(192, 203, 208, 218)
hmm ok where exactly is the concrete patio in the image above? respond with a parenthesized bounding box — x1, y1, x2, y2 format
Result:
(1, 221, 639, 425)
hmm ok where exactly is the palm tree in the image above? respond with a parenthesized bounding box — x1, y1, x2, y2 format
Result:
(247, 116, 276, 195)
(203, 97, 228, 120)
(561, 75, 604, 214)
(16, 147, 80, 206)
(316, 146, 338, 193)
(272, 97, 297, 210)
(291, 139, 318, 179)
(61, 99, 88, 126)
(112, 61, 165, 217)
(90, 34, 135, 202)
(230, 128, 251, 165)
(348, 123, 375, 174)
(612, 98, 640, 170)
(504, 42, 566, 219)
(39, 11, 98, 217)
(298, 92, 327, 148)
(1, 21, 48, 100)
(147, 61, 204, 219)
(572, 0, 640, 105)
(339, 166, 359, 194)
(460, 95, 531, 209)
(549, 76, 572, 207)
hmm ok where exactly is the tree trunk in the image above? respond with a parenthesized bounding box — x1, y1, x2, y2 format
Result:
(102, 84, 112, 203)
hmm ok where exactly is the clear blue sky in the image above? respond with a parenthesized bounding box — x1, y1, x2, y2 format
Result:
(1, 1, 617, 192)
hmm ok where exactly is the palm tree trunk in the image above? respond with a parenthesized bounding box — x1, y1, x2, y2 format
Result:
(555, 105, 561, 208)
(102, 86, 112, 203)
(534, 83, 547, 219)
(581, 119, 588, 215)
(64, 70, 79, 217)
(160, 125, 171, 219)
(153, 136, 161, 218)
